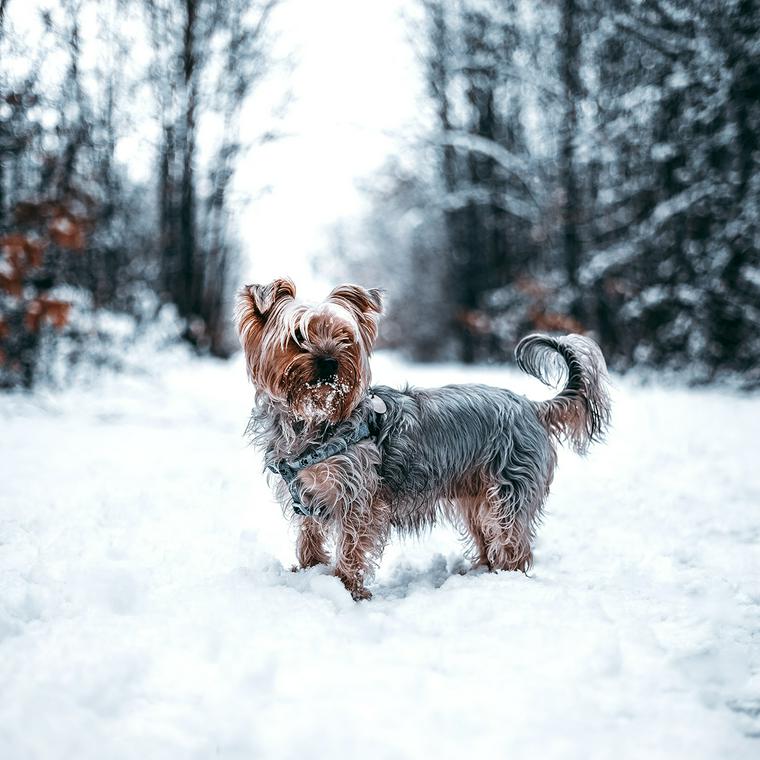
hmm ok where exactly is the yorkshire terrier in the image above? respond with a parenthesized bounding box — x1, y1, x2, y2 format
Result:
(236, 278, 611, 600)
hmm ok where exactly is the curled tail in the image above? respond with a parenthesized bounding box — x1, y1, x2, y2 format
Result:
(515, 333, 611, 454)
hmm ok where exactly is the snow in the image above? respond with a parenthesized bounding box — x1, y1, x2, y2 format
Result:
(238, 0, 424, 300)
(1, 352, 759, 758)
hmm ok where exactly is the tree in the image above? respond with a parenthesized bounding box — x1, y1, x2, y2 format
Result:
(147, 0, 279, 356)
(1, 0, 282, 386)
(339, 0, 760, 382)
(369, 0, 540, 363)
(584, 0, 760, 379)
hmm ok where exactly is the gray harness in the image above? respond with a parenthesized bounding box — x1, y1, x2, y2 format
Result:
(267, 420, 373, 516)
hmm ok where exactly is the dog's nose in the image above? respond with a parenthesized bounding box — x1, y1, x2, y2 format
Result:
(314, 356, 338, 381)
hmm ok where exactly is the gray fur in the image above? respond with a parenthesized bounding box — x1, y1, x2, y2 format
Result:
(368, 383, 556, 536)
(515, 333, 612, 453)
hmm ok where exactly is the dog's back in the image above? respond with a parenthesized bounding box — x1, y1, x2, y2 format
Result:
(368, 334, 611, 568)
(371, 383, 554, 505)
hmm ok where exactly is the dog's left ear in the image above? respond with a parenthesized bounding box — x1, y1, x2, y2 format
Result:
(328, 284, 384, 350)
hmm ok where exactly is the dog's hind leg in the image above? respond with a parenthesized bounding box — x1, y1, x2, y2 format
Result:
(478, 483, 540, 573)
(456, 495, 492, 569)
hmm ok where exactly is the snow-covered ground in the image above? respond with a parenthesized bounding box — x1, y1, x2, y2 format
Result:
(1, 352, 759, 759)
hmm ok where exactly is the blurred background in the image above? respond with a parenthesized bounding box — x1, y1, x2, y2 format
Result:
(1, 0, 759, 389)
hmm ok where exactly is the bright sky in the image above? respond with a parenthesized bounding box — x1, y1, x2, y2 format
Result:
(237, 0, 424, 300)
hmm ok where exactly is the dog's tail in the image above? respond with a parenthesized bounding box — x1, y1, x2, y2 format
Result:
(515, 333, 611, 454)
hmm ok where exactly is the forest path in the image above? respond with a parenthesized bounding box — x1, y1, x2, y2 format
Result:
(1, 354, 758, 758)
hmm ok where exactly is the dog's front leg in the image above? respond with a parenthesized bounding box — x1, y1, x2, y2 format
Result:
(299, 443, 385, 600)
(335, 518, 374, 601)
(296, 516, 330, 569)
(334, 498, 389, 601)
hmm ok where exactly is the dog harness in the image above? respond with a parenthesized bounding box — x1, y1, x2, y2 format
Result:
(267, 394, 387, 516)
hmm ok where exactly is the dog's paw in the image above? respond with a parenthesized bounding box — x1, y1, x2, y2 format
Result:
(337, 573, 373, 601)
(350, 586, 372, 602)
(290, 562, 329, 573)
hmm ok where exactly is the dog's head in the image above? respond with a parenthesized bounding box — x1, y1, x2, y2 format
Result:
(235, 278, 383, 422)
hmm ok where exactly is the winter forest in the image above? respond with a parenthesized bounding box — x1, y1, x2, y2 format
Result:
(2, 2, 760, 759)
(1, 0, 281, 386)
(2, 0, 759, 387)
(340, 0, 760, 380)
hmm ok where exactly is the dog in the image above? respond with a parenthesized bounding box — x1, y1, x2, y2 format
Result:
(236, 278, 611, 600)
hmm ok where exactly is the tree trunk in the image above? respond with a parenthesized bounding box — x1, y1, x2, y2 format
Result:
(558, 0, 582, 289)
(159, 121, 177, 297)
(178, 0, 198, 318)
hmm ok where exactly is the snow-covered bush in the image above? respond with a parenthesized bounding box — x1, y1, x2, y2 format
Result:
(31, 287, 189, 389)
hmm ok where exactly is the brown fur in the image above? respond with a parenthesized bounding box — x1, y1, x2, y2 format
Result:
(296, 518, 330, 568)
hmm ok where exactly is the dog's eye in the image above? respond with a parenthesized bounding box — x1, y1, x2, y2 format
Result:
(293, 327, 304, 344)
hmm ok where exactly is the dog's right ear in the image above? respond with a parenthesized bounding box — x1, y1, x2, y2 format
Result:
(235, 279, 296, 374)
(237, 278, 296, 324)
(236, 278, 295, 332)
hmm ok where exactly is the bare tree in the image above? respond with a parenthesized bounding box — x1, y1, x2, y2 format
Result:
(148, 0, 279, 355)
(1, 0, 283, 385)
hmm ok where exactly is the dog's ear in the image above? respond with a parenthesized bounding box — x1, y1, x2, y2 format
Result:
(328, 284, 384, 350)
(236, 279, 296, 376)
(239, 278, 296, 322)
(236, 278, 295, 333)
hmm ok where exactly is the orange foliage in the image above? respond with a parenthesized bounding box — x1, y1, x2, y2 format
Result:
(0, 197, 87, 344)
(23, 297, 71, 332)
(527, 307, 585, 334)
(0, 235, 46, 296)
(457, 308, 493, 336)
(49, 214, 86, 250)
(517, 277, 586, 335)
(14, 200, 90, 252)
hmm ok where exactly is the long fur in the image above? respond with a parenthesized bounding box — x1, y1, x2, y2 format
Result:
(515, 333, 611, 454)
(237, 280, 612, 600)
